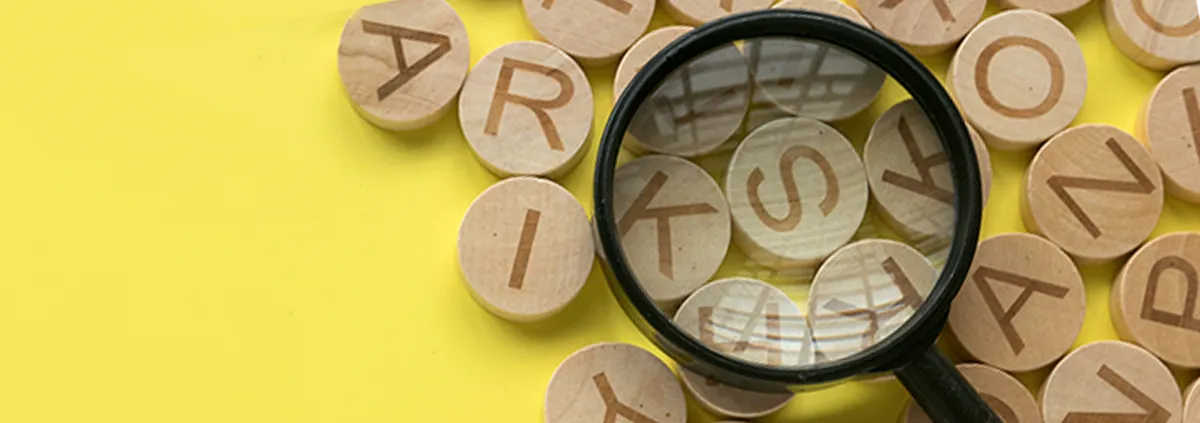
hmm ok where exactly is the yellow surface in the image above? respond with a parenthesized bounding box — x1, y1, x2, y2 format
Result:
(1, 0, 1198, 422)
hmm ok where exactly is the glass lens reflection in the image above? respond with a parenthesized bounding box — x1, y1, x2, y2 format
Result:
(610, 36, 956, 370)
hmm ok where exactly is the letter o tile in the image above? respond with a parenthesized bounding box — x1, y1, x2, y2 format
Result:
(949, 10, 1087, 151)
(857, 0, 985, 56)
(545, 343, 687, 423)
(725, 117, 868, 269)
(1104, 0, 1200, 71)
(614, 155, 732, 309)
(904, 363, 1041, 423)
(1042, 341, 1182, 423)
(337, 0, 470, 130)
(1022, 124, 1163, 263)
(1113, 232, 1200, 369)
(524, 0, 654, 65)
(459, 41, 593, 179)
(1142, 65, 1200, 203)
(458, 177, 593, 322)
(949, 233, 1085, 372)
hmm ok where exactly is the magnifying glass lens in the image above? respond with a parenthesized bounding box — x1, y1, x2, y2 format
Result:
(610, 34, 959, 371)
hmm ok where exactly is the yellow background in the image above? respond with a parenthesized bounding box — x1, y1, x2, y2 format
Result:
(1, 0, 1198, 421)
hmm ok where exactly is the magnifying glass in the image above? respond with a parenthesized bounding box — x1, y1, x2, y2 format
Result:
(592, 9, 997, 423)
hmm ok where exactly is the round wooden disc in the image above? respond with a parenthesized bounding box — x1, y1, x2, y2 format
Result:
(545, 343, 687, 423)
(1102, 0, 1200, 71)
(998, 0, 1090, 16)
(337, 0, 470, 130)
(1041, 341, 1183, 423)
(523, 0, 654, 65)
(948, 10, 1088, 151)
(613, 26, 693, 101)
(949, 233, 1086, 372)
(1022, 124, 1164, 263)
(725, 117, 868, 269)
(864, 100, 955, 250)
(459, 41, 593, 179)
(663, 0, 773, 26)
(614, 155, 732, 309)
(1186, 378, 1200, 423)
(965, 123, 995, 206)
(1112, 232, 1200, 369)
(808, 239, 937, 363)
(679, 367, 792, 419)
(626, 43, 750, 157)
(856, 0, 986, 56)
(674, 277, 812, 367)
(1142, 65, 1200, 203)
(774, 0, 871, 26)
(458, 177, 594, 322)
(904, 363, 1041, 423)
(744, 35, 885, 127)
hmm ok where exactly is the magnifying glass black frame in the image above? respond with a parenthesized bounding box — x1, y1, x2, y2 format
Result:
(592, 9, 997, 423)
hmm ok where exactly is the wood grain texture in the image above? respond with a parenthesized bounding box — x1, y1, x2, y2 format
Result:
(523, 0, 654, 65)
(744, 35, 885, 128)
(948, 10, 1087, 151)
(1112, 232, 1200, 369)
(663, 0, 773, 26)
(1142, 65, 1200, 203)
(1103, 0, 1200, 70)
(774, 0, 871, 26)
(459, 41, 593, 178)
(545, 343, 687, 423)
(725, 117, 868, 270)
(949, 233, 1085, 372)
(613, 26, 693, 101)
(458, 177, 593, 322)
(613, 155, 731, 309)
(968, 123, 994, 206)
(904, 363, 1042, 423)
(1041, 341, 1182, 423)
(679, 367, 792, 419)
(337, 0, 470, 130)
(674, 277, 811, 367)
(808, 239, 936, 362)
(625, 43, 750, 157)
(855, 0, 986, 56)
(998, 0, 1090, 16)
(1023, 124, 1164, 263)
(1186, 378, 1200, 423)
(864, 100, 955, 251)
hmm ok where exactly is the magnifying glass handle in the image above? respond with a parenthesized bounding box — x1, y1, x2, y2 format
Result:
(895, 347, 1002, 423)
